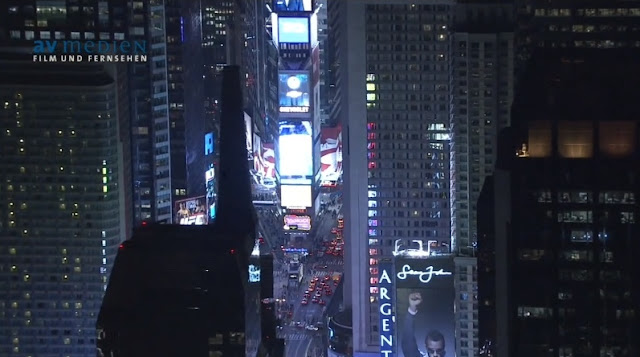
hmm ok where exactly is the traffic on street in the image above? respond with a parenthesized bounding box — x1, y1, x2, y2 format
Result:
(254, 187, 343, 357)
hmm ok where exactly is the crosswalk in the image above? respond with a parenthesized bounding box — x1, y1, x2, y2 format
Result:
(285, 333, 311, 341)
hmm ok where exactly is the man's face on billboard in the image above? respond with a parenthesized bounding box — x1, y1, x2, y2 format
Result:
(426, 338, 445, 357)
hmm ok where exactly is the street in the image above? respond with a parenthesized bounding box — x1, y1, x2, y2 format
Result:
(255, 187, 343, 357)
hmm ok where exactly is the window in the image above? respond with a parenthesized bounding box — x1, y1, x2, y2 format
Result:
(517, 306, 553, 319)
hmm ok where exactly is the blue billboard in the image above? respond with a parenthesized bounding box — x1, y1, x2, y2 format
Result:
(278, 120, 313, 179)
(274, 0, 313, 12)
(379, 262, 395, 357)
(279, 72, 310, 114)
(278, 17, 310, 44)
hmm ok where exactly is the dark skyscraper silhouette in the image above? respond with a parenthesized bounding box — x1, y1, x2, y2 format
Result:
(97, 66, 269, 357)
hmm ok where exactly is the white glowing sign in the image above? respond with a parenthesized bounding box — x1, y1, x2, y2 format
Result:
(249, 264, 261, 283)
(378, 265, 395, 357)
(396, 264, 452, 284)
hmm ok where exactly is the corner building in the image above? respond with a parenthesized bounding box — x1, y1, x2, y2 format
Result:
(334, 1, 453, 353)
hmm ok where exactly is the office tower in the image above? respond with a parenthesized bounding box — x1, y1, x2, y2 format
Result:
(98, 66, 280, 356)
(449, 4, 514, 355)
(0, 0, 179, 225)
(515, 1, 640, 74)
(163, 0, 188, 203)
(0, 60, 131, 356)
(480, 50, 640, 357)
(273, 3, 323, 227)
(332, 1, 453, 353)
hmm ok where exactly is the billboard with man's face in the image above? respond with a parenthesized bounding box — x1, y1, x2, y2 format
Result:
(395, 257, 455, 357)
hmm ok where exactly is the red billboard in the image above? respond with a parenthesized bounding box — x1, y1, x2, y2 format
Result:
(320, 124, 342, 184)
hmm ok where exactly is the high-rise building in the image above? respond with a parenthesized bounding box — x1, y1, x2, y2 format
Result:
(515, 0, 640, 74)
(0, 0, 180, 225)
(273, 2, 323, 228)
(164, 0, 188, 204)
(449, 5, 514, 355)
(98, 65, 284, 357)
(334, 1, 453, 353)
(479, 49, 640, 357)
(0, 59, 132, 357)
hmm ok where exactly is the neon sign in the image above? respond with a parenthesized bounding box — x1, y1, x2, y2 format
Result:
(378, 263, 395, 357)
(396, 264, 452, 284)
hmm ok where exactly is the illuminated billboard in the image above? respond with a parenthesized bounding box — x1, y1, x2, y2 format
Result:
(205, 167, 216, 220)
(277, 17, 310, 43)
(175, 196, 208, 225)
(262, 143, 276, 179)
(273, 0, 313, 12)
(279, 72, 310, 113)
(244, 112, 252, 160)
(379, 262, 395, 357)
(395, 257, 455, 357)
(320, 125, 343, 184)
(281, 185, 312, 208)
(278, 120, 313, 178)
(284, 214, 311, 231)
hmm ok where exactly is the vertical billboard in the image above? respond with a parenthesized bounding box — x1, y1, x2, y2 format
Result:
(244, 112, 253, 160)
(273, 0, 313, 12)
(320, 125, 343, 184)
(175, 196, 208, 225)
(379, 261, 396, 357)
(205, 167, 216, 220)
(278, 120, 313, 183)
(262, 143, 276, 179)
(395, 257, 455, 357)
(279, 72, 311, 113)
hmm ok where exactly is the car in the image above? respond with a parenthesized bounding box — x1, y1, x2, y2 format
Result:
(304, 293, 310, 299)
(311, 298, 319, 304)
(305, 325, 319, 331)
(296, 321, 305, 328)
(331, 227, 338, 234)
(301, 299, 308, 305)
(313, 277, 320, 282)
(333, 280, 338, 286)
(319, 299, 326, 306)
(315, 291, 322, 297)
(323, 276, 331, 281)
(325, 289, 333, 296)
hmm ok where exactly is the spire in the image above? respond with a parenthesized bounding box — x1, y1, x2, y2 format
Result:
(215, 66, 256, 243)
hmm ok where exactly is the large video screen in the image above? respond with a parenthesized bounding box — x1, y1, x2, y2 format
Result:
(175, 196, 208, 225)
(395, 257, 455, 357)
(278, 121, 313, 178)
(244, 112, 252, 159)
(320, 125, 343, 183)
(281, 185, 312, 208)
(279, 72, 310, 113)
(284, 215, 311, 231)
(278, 17, 310, 43)
(273, 0, 313, 12)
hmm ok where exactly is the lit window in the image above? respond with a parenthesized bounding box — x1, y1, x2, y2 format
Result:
(23, 274, 30, 282)
(9, 247, 17, 255)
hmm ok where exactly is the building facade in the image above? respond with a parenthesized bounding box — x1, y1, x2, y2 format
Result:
(273, 2, 323, 227)
(0, 60, 131, 356)
(481, 50, 640, 357)
(335, 0, 454, 353)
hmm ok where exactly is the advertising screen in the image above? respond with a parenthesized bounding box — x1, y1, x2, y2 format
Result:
(395, 257, 455, 357)
(277, 17, 310, 43)
(205, 167, 216, 220)
(281, 185, 312, 208)
(273, 0, 313, 12)
(279, 72, 310, 113)
(175, 196, 208, 225)
(320, 125, 343, 184)
(278, 121, 313, 178)
(284, 214, 311, 231)
(262, 143, 276, 179)
(244, 112, 253, 159)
